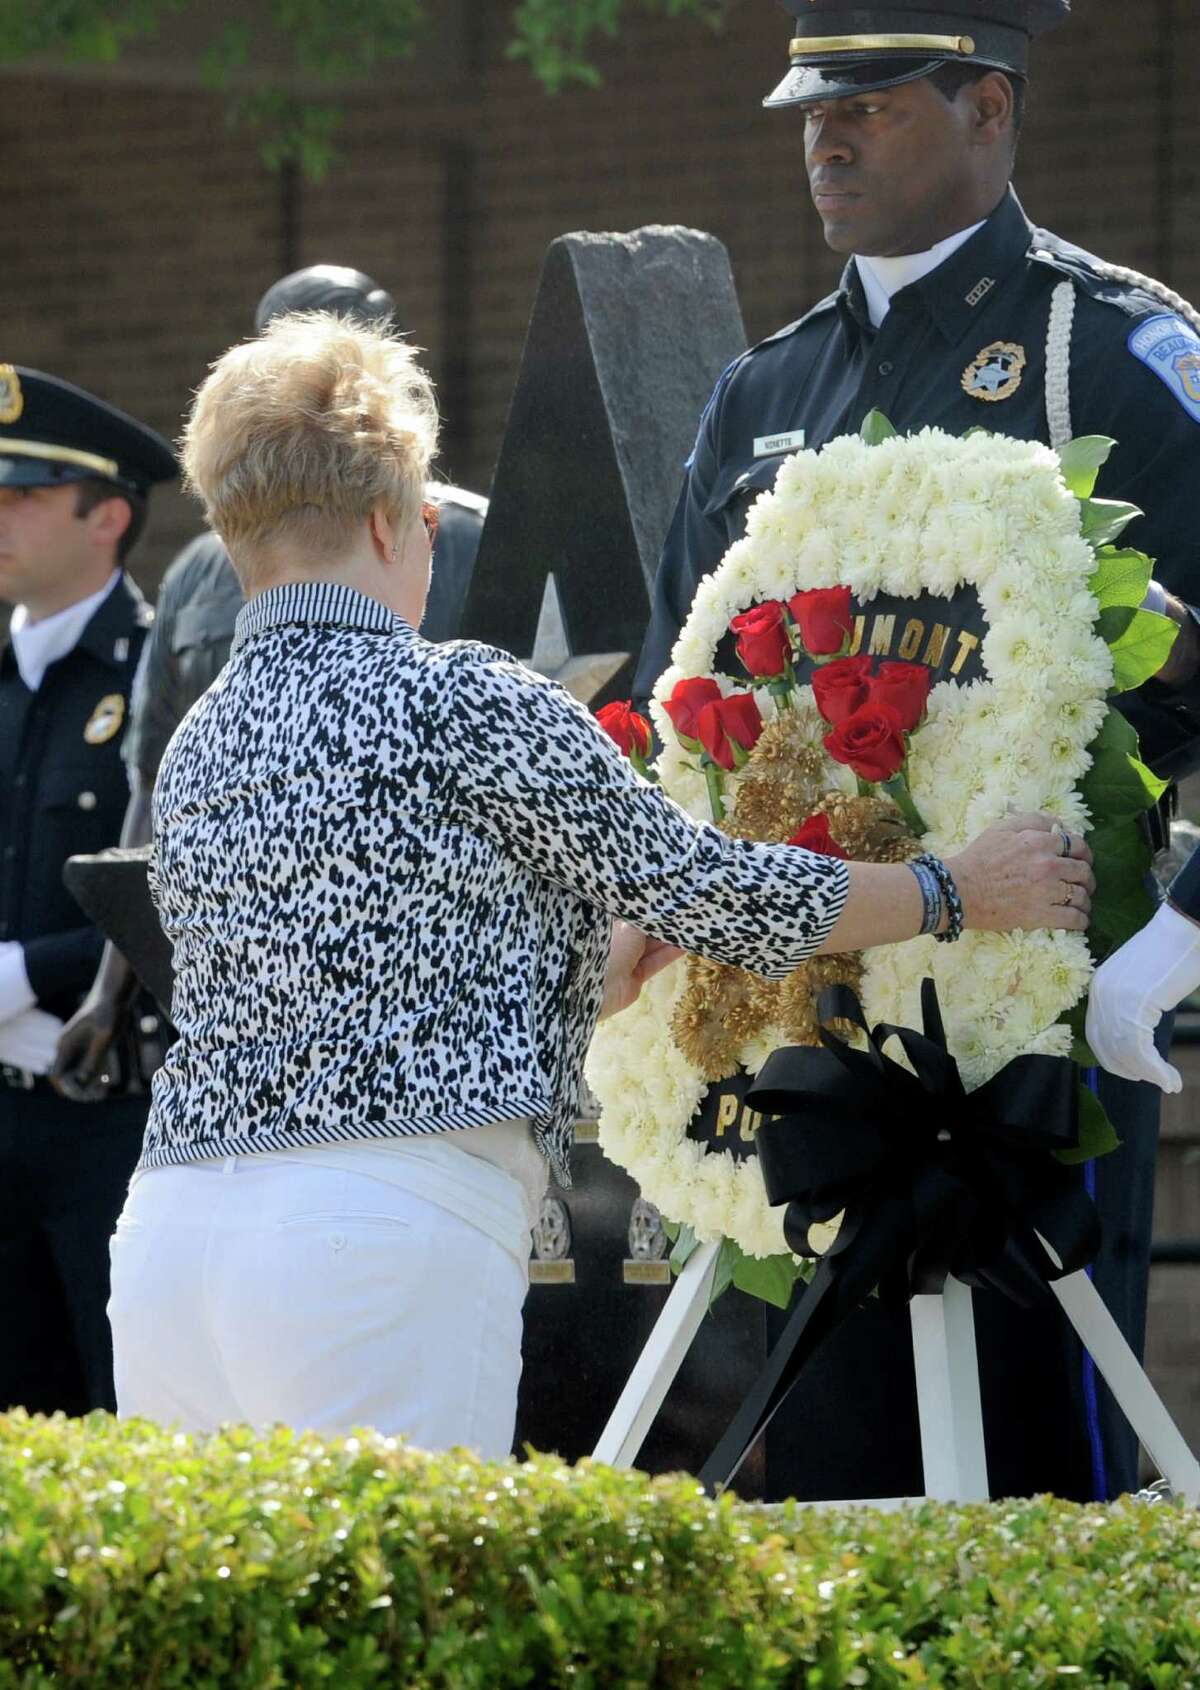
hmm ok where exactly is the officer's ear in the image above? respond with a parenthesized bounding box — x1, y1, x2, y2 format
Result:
(968, 71, 1016, 151)
(75, 483, 133, 556)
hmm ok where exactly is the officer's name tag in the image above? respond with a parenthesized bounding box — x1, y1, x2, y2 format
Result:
(1129, 314, 1200, 424)
(753, 429, 806, 458)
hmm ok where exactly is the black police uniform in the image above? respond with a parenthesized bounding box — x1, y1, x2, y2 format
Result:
(421, 484, 490, 645)
(124, 487, 487, 788)
(634, 4, 1200, 1502)
(0, 366, 174, 1416)
(122, 533, 241, 787)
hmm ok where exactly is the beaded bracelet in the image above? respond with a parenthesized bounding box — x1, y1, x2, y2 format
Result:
(908, 859, 944, 937)
(913, 852, 966, 944)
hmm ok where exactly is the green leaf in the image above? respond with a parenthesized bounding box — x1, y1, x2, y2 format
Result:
(668, 1223, 700, 1274)
(1081, 708, 1168, 818)
(1087, 705, 1139, 760)
(1058, 435, 1116, 500)
(1089, 813, 1153, 875)
(1087, 818, 1156, 962)
(1072, 1033, 1098, 1067)
(1082, 743, 1167, 819)
(1079, 497, 1142, 548)
(708, 1238, 739, 1307)
(1056, 1084, 1121, 1165)
(860, 409, 898, 446)
(730, 1251, 801, 1311)
(1089, 547, 1154, 613)
(1106, 608, 1179, 694)
(1061, 1000, 1097, 1068)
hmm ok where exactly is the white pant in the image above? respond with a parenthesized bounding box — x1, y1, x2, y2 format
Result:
(108, 1153, 528, 1457)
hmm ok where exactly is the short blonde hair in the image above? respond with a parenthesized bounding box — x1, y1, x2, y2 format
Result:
(180, 312, 438, 577)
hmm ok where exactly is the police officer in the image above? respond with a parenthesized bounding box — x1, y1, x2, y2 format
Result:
(53, 265, 489, 1091)
(634, 1, 1200, 1502)
(0, 366, 175, 1415)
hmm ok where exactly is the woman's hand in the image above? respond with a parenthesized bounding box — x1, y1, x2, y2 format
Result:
(948, 813, 1095, 933)
(600, 922, 683, 1020)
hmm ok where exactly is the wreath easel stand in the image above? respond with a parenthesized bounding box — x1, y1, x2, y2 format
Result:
(594, 1239, 1200, 1506)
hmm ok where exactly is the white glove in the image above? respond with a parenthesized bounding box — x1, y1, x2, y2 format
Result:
(1086, 903, 1200, 1093)
(0, 941, 36, 1025)
(0, 1008, 63, 1075)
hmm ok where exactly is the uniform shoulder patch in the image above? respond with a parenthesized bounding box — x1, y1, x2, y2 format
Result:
(1128, 314, 1200, 423)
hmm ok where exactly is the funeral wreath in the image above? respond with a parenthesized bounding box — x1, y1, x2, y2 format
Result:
(588, 417, 1174, 1304)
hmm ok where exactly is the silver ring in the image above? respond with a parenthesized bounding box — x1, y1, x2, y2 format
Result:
(1057, 827, 1073, 859)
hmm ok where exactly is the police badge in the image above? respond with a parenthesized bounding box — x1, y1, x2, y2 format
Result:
(961, 341, 1027, 402)
(84, 693, 126, 746)
(0, 365, 24, 426)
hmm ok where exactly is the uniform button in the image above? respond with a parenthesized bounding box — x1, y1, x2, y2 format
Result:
(330, 1232, 346, 1252)
(878, 360, 895, 377)
(77, 791, 98, 811)
(12, 773, 25, 790)
(2, 845, 14, 861)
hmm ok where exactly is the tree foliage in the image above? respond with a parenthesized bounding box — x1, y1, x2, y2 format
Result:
(508, 0, 729, 93)
(0, 0, 731, 175)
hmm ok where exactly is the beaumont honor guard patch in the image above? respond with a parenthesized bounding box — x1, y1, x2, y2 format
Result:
(84, 693, 125, 745)
(0, 365, 24, 425)
(1129, 314, 1200, 424)
(962, 341, 1027, 403)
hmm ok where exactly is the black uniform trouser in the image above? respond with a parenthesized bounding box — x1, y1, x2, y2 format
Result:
(762, 1049, 1164, 1503)
(0, 1082, 147, 1417)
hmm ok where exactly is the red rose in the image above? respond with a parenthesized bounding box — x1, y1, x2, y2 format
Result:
(662, 677, 723, 743)
(596, 700, 652, 759)
(789, 586, 853, 657)
(869, 661, 932, 732)
(823, 704, 907, 784)
(786, 814, 850, 860)
(730, 600, 791, 679)
(811, 654, 873, 725)
(697, 692, 764, 772)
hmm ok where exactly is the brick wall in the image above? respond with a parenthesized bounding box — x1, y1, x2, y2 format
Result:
(0, 0, 1194, 593)
(2, 0, 1198, 1464)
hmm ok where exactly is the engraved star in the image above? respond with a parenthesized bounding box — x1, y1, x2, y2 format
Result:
(526, 572, 629, 705)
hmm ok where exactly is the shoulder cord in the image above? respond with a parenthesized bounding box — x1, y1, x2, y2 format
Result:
(1045, 280, 1076, 451)
(1086, 258, 1200, 335)
(1039, 257, 1200, 452)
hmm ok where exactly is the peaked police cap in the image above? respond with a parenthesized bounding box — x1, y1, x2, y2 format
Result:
(0, 366, 176, 495)
(764, 0, 1070, 108)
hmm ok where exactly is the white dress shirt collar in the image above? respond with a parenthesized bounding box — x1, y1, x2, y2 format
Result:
(9, 570, 121, 692)
(855, 221, 987, 329)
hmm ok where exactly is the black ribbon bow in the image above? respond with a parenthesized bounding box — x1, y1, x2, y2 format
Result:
(697, 979, 1100, 1494)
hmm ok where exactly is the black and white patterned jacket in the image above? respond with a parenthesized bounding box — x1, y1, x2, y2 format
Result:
(142, 582, 849, 1184)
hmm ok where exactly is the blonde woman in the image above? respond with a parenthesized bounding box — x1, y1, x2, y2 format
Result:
(107, 312, 1093, 1454)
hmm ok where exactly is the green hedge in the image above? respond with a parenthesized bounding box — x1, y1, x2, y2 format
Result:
(3, 1413, 1200, 1686)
